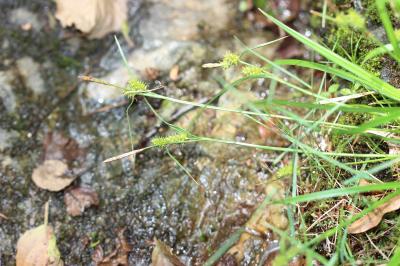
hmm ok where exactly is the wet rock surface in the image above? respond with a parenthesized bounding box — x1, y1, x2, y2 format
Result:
(0, 0, 284, 265)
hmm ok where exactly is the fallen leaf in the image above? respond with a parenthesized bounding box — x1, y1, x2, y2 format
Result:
(151, 239, 184, 266)
(64, 186, 99, 216)
(43, 132, 84, 162)
(169, 65, 179, 81)
(55, 0, 127, 39)
(348, 195, 400, 234)
(16, 224, 63, 266)
(145, 67, 160, 80)
(228, 179, 288, 262)
(359, 179, 372, 186)
(92, 228, 132, 266)
(32, 160, 75, 191)
(277, 38, 303, 59)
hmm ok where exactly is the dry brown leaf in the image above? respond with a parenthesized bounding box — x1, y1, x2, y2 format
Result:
(16, 224, 63, 266)
(43, 132, 84, 162)
(151, 239, 184, 266)
(228, 180, 287, 262)
(92, 228, 132, 266)
(348, 195, 400, 234)
(32, 160, 75, 191)
(55, 0, 127, 39)
(358, 179, 372, 186)
(64, 186, 99, 216)
(169, 65, 180, 81)
(145, 67, 160, 80)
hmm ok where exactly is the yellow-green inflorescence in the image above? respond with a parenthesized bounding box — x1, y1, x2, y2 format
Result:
(241, 65, 265, 77)
(123, 78, 148, 99)
(221, 52, 240, 69)
(151, 133, 188, 147)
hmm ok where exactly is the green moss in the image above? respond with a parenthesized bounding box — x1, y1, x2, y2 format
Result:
(326, 9, 383, 76)
(331, 112, 373, 151)
(363, 0, 381, 23)
(361, 0, 400, 25)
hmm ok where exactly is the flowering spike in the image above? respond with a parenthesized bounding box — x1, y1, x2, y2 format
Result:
(221, 52, 240, 69)
(123, 78, 148, 99)
(151, 133, 188, 147)
(241, 65, 264, 77)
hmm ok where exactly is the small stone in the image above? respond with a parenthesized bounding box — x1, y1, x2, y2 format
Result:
(0, 71, 17, 113)
(0, 128, 19, 151)
(16, 57, 46, 96)
(9, 8, 43, 31)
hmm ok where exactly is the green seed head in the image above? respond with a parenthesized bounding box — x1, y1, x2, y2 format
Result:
(151, 133, 188, 147)
(123, 79, 148, 99)
(241, 65, 264, 77)
(221, 52, 240, 69)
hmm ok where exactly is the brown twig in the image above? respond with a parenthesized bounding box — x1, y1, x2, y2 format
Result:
(103, 147, 151, 163)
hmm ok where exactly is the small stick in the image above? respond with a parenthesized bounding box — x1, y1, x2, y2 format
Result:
(44, 201, 49, 226)
(103, 147, 151, 163)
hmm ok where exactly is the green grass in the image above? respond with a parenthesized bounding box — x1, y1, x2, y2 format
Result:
(83, 5, 400, 265)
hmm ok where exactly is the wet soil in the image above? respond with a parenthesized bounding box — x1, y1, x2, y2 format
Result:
(0, 0, 291, 265)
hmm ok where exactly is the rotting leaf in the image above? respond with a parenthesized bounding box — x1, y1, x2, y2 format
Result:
(55, 0, 127, 39)
(145, 67, 160, 80)
(16, 225, 63, 266)
(92, 228, 132, 266)
(32, 159, 75, 191)
(64, 186, 99, 216)
(151, 239, 184, 266)
(228, 180, 288, 262)
(348, 195, 400, 234)
(43, 132, 84, 162)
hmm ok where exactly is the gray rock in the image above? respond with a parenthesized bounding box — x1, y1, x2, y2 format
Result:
(82, 0, 234, 104)
(140, 0, 236, 47)
(16, 57, 46, 96)
(128, 41, 206, 73)
(0, 71, 17, 113)
(0, 128, 19, 151)
(9, 8, 43, 31)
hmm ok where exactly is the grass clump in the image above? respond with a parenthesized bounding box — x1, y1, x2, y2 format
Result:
(83, 4, 400, 264)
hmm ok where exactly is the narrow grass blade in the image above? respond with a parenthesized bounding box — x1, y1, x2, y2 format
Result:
(376, 0, 400, 61)
(259, 10, 400, 102)
(278, 182, 400, 204)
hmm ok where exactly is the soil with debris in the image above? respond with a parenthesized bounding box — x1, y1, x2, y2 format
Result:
(0, 0, 302, 265)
